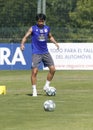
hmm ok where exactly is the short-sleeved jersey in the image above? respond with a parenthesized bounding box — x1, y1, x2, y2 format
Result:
(31, 24, 50, 54)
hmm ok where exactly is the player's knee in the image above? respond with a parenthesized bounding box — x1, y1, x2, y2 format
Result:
(32, 68, 38, 76)
(53, 68, 56, 74)
(50, 66, 56, 74)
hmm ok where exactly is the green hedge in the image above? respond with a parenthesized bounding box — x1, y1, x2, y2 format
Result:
(0, 27, 93, 43)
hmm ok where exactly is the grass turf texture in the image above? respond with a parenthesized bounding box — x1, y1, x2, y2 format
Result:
(0, 70, 93, 130)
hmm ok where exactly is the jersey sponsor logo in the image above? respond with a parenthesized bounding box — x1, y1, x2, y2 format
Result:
(38, 34, 46, 41)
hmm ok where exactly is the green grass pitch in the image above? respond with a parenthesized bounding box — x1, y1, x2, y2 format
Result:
(0, 70, 93, 130)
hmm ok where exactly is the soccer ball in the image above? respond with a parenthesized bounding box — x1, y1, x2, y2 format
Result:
(43, 100, 56, 111)
(46, 87, 56, 96)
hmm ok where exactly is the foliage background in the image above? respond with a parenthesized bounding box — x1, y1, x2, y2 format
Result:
(0, 0, 93, 43)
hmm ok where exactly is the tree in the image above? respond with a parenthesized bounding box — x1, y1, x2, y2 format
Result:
(46, 0, 74, 27)
(0, 0, 37, 27)
(69, 0, 93, 28)
(0, 0, 93, 42)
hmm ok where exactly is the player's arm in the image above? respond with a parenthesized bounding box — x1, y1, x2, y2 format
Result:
(20, 27, 32, 51)
(48, 32, 59, 49)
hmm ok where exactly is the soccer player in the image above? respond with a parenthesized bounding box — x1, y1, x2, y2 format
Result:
(20, 13, 59, 96)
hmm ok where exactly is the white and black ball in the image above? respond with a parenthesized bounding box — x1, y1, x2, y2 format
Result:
(46, 87, 56, 96)
(43, 100, 56, 111)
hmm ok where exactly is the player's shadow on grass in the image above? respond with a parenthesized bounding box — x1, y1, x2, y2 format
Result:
(26, 93, 42, 96)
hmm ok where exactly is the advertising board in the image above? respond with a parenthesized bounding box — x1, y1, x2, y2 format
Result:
(45, 43, 93, 70)
(0, 43, 32, 70)
(1, 43, 93, 70)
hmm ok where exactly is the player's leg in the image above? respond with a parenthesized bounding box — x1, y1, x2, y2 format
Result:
(43, 53, 55, 90)
(31, 67, 38, 85)
(47, 65, 56, 81)
(31, 54, 41, 96)
(44, 65, 55, 90)
(31, 67, 38, 96)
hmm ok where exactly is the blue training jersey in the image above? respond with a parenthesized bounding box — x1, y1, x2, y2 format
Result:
(31, 24, 50, 54)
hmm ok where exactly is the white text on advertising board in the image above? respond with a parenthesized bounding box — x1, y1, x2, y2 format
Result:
(0, 47, 26, 65)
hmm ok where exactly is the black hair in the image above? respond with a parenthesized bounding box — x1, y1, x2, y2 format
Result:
(36, 13, 46, 21)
